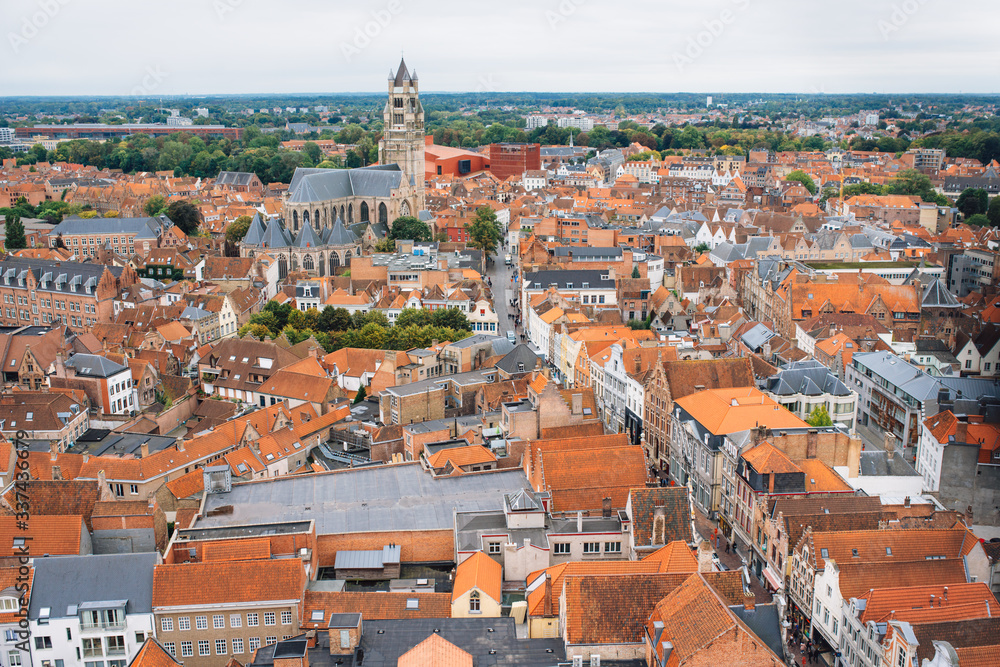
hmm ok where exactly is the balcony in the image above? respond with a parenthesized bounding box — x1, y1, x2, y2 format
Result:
(81, 620, 125, 632)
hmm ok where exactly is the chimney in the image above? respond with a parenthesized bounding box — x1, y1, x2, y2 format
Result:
(602, 497, 612, 519)
(97, 470, 106, 491)
(883, 432, 896, 458)
(544, 572, 553, 617)
(661, 642, 673, 667)
(140, 442, 150, 458)
(49, 440, 59, 461)
(966, 505, 974, 525)
(652, 506, 666, 545)
(943, 586, 949, 603)
(177, 438, 185, 452)
(903, 496, 911, 508)
(52, 465, 62, 481)
(571, 393, 583, 415)
(744, 589, 756, 612)
(576, 510, 583, 533)
(82, 452, 89, 464)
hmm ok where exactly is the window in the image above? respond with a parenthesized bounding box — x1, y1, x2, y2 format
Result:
(583, 542, 601, 554)
(265, 637, 277, 646)
(106, 637, 126, 656)
(35, 637, 53, 650)
(215, 640, 227, 655)
(135, 633, 144, 644)
(247, 613, 259, 627)
(198, 641, 210, 656)
(161, 618, 173, 632)
(604, 541, 622, 553)
(213, 615, 224, 629)
(82, 638, 102, 657)
(177, 617, 190, 631)
(180, 643, 193, 658)
(488, 542, 501, 554)
(263, 612, 276, 626)
(469, 590, 481, 612)
(280, 611, 292, 625)
(833, 619, 839, 635)
(162, 644, 175, 658)
(195, 616, 208, 630)
(129, 484, 138, 495)
(248, 638, 260, 652)
(230, 614, 242, 628)
(232, 639, 244, 655)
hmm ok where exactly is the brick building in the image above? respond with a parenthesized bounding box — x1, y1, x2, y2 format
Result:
(0, 257, 138, 331)
(152, 559, 307, 667)
(488, 143, 540, 182)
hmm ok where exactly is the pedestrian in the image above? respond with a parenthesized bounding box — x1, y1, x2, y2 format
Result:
(725, 542, 730, 554)
(799, 641, 805, 656)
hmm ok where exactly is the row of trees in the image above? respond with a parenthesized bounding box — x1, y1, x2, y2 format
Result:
(238, 302, 472, 354)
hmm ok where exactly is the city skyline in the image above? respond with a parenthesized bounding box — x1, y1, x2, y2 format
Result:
(2, 0, 998, 97)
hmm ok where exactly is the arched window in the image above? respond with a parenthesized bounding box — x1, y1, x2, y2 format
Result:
(292, 210, 299, 230)
(345, 250, 352, 266)
(303, 255, 314, 270)
(303, 210, 310, 225)
(360, 201, 370, 222)
(315, 209, 320, 225)
(330, 253, 340, 273)
(379, 202, 388, 225)
(278, 257, 288, 278)
(340, 205, 345, 222)
(469, 590, 480, 612)
(400, 199, 411, 217)
(348, 204, 354, 224)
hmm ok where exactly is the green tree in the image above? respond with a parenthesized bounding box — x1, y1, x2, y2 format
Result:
(785, 169, 817, 195)
(302, 141, 322, 165)
(631, 266, 641, 279)
(389, 215, 432, 242)
(466, 206, 503, 274)
(4, 213, 26, 251)
(987, 197, 1000, 227)
(966, 214, 990, 227)
(263, 300, 292, 331)
(374, 237, 396, 253)
(806, 405, 833, 427)
(165, 200, 201, 235)
(144, 195, 167, 217)
(956, 188, 989, 218)
(354, 385, 367, 404)
(396, 307, 432, 328)
(226, 215, 254, 244)
(695, 242, 710, 253)
(431, 307, 471, 331)
(239, 323, 272, 339)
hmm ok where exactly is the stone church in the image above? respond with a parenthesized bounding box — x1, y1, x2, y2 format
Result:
(242, 59, 426, 278)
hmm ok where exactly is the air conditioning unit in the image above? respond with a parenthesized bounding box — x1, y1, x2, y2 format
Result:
(590, 657, 601, 667)
(572, 657, 583, 667)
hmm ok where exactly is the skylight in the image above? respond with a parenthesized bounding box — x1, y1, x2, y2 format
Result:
(310, 610, 324, 622)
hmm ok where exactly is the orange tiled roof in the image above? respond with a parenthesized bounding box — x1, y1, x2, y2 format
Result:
(0, 567, 32, 624)
(452, 551, 502, 603)
(164, 469, 204, 500)
(398, 634, 472, 667)
(152, 559, 306, 607)
(0, 515, 84, 556)
(675, 387, 809, 435)
(857, 582, 999, 624)
(301, 590, 451, 623)
(526, 560, 668, 617)
(128, 639, 182, 667)
(427, 445, 497, 470)
(642, 541, 700, 572)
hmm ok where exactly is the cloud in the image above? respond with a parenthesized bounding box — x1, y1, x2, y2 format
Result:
(1, 0, 997, 95)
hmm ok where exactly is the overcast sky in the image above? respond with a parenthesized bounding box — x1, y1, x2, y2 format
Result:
(2, 0, 998, 97)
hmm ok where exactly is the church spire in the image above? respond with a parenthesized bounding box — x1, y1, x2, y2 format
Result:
(393, 57, 411, 87)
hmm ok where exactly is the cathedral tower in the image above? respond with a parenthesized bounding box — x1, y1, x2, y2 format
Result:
(378, 58, 425, 213)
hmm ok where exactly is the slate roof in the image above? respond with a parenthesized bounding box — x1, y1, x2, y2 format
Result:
(761, 359, 851, 397)
(27, 552, 158, 619)
(523, 269, 615, 291)
(494, 344, 541, 374)
(50, 215, 167, 239)
(327, 216, 359, 245)
(922, 278, 961, 308)
(286, 165, 403, 205)
(293, 221, 323, 249)
(241, 212, 267, 247)
(259, 218, 293, 249)
(629, 486, 692, 549)
(911, 618, 1000, 665)
(65, 353, 128, 378)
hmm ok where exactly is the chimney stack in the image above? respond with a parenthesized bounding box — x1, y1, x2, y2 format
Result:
(49, 440, 59, 462)
(140, 442, 150, 458)
(576, 510, 583, 533)
(602, 497, 612, 519)
(744, 589, 756, 612)
(177, 438, 185, 452)
(543, 572, 553, 617)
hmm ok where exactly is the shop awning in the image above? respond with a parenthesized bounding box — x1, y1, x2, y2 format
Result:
(763, 565, 782, 591)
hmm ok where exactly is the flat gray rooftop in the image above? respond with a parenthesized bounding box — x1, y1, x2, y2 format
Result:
(196, 463, 530, 535)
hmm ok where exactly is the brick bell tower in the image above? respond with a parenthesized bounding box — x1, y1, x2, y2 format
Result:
(378, 58, 425, 213)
